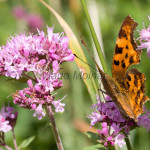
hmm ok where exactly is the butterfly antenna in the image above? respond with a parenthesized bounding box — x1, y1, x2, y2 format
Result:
(79, 35, 105, 77)
(74, 54, 98, 72)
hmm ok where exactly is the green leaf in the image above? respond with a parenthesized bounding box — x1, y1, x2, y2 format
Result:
(81, 0, 107, 73)
(85, 131, 99, 141)
(83, 144, 105, 150)
(18, 136, 35, 149)
(40, 0, 98, 102)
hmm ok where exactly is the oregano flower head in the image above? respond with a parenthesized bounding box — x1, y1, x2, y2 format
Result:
(0, 27, 75, 120)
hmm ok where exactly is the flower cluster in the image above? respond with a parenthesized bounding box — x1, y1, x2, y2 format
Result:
(138, 16, 150, 57)
(0, 27, 75, 120)
(97, 122, 125, 148)
(88, 95, 150, 148)
(12, 5, 44, 32)
(0, 106, 18, 133)
(0, 27, 74, 79)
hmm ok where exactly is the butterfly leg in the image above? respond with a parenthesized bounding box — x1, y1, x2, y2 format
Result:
(97, 83, 108, 101)
(98, 88, 108, 95)
(98, 85, 113, 102)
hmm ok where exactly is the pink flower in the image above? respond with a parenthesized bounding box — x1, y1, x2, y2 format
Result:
(52, 100, 65, 113)
(13, 79, 54, 109)
(88, 111, 104, 126)
(115, 134, 126, 148)
(0, 115, 12, 132)
(52, 60, 59, 73)
(137, 16, 150, 57)
(0, 106, 18, 132)
(33, 104, 45, 120)
(0, 27, 74, 79)
(97, 122, 115, 147)
(0, 26, 74, 120)
(12, 5, 44, 33)
(12, 5, 27, 19)
(88, 94, 150, 148)
(27, 14, 44, 32)
(137, 109, 150, 130)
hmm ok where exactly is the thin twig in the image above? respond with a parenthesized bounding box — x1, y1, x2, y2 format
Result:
(4, 145, 13, 150)
(45, 106, 64, 150)
(22, 73, 37, 83)
(12, 129, 18, 150)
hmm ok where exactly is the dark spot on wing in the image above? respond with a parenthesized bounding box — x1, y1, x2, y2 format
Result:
(140, 97, 145, 108)
(125, 53, 128, 58)
(126, 45, 129, 49)
(121, 60, 126, 68)
(122, 63, 126, 68)
(114, 60, 119, 66)
(141, 85, 144, 92)
(137, 90, 140, 97)
(126, 81, 130, 88)
(122, 82, 125, 87)
(124, 33, 128, 40)
(115, 45, 123, 54)
(135, 95, 138, 104)
(129, 56, 134, 64)
(127, 75, 131, 81)
(134, 75, 137, 80)
(118, 28, 128, 40)
(130, 33, 137, 50)
(134, 77, 138, 87)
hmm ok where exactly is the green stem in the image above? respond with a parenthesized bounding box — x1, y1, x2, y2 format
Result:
(12, 129, 18, 150)
(81, 0, 107, 73)
(125, 136, 132, 150)
(4, 145, 13, 150)
(108, 146, 116, 150)
(22, 73, 37, 83)
(45, 106, 64, 150)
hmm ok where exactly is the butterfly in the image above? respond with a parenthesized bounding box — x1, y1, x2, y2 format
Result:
(91, 15, 150, 122)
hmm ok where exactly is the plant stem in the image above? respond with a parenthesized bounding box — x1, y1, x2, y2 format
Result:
(22, 73, 37, 83)
(4, 145, 13, 150)
(12, 129, 18, 150)
(125, 136, 132, 150)
(81, 0, 107, 73)
(45, 106, 64, 150)
(108, 146, 116, 150)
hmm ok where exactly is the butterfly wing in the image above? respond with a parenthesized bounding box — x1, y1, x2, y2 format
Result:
(111, 15, 149, 121)
(122, 68, 149, 119)
(112, 15, 142, 82)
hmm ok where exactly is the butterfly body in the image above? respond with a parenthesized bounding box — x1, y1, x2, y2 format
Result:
(95, 15, 149, 122)
(97, 64, 136, 121)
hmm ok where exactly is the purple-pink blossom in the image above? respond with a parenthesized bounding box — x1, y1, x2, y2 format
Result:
(0, 115, 12, 133)
(137, 16, 150, 57)
(33, 104, 45, 120)
(88, 95, 150, 148)
(27, 14, 44, 32)
(0, 27, 75, 79)
(0, 27, 74, 120)
(0, 106, 18, 132)
(12, 5, 27, 19)
(12, 5, 44, 32)
(52, 100, 65, 113)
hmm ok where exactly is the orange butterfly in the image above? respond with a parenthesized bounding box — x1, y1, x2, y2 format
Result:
(92, 15, 149, 122)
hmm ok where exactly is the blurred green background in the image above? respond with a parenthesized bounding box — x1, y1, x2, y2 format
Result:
(0, 0, 150, 150)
